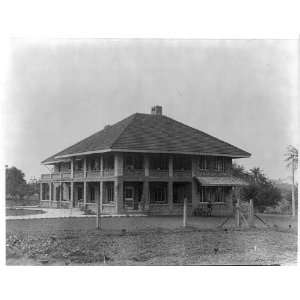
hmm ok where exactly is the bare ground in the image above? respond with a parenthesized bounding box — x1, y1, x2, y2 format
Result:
(6, 215, 297, 266)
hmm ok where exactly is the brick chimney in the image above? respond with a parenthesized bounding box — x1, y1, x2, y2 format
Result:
(151, 105, 163, 115)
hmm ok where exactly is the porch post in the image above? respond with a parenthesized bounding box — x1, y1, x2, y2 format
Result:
(40, 182, 43, 201)
(235, 187, 241, 227)
(168, 156, 173, 177)
(49, 182, 52, 202)
(168, 181, 173, 212)
(100, 155, 104, 177)
(83, 157, 87, 178)
(70, 158, 74, 178)
(114, 179, 123, 214)
(70, 182, 74, 208)
(144, 155, 149, 176)
(143, 180, 150, 211)
(114, 153, 123, 176)
(99, 181, 103, 213)
(83, 181, 87, 206)
(59, 182, 62, 208)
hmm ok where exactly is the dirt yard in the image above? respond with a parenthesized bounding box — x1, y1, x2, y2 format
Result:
(6, 215, 297, 266)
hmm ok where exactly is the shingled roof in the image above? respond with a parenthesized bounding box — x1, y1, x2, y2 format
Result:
(42, 113, 250, 164)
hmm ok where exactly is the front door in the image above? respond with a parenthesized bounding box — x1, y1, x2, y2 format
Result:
(124, 186, 134, 209)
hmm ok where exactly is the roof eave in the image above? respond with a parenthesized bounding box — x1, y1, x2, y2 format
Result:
(51, 148, 251, 159)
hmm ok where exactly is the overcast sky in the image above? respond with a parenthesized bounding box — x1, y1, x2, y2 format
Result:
(4, 39, 298, 181)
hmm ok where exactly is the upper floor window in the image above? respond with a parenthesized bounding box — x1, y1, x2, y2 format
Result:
(75, 159, 83, 171)
(124, 153, 143, 170)
(90, 157, 100, 171)
(173, 155, 191, 170)
(199, 156, 208, 170)
(103, 154, 114, 170)
(149, 154, 168, 170)
(216, 157, 225, 172)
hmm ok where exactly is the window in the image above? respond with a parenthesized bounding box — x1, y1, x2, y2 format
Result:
(124, 154, 143, 170)
(149, 154, 168, 170)
(103, 154, 114, 170)
(103, 182, 114, 203)
(199, 187, 226, 203)
(173, 155, 191, 170)
(216, 157, 225, 172)
(150, 182, 168, 204)
(199, 156, 207, 170)
(90, 158, 100, 171)
(78, 187, 83, 201)
(215, 187, 225, 202)
(173, 183, 192, 203)
(75, 160, 83, 171)
(90, 186, 95, 203)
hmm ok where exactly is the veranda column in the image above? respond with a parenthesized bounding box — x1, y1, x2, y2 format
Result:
(83, 157, 87, 178)
(191, 157, 198, 211)
(168, 181, 173, 212)
(114, 179, 123, 214)
(70, 182, 74, 208)
(40, 182, 43, 201)
(59, 182, 62, 208)
(83, 181, 87, 207)
(144, 155, 149, 176)
(168, 156, 173, 177)
(70, 158, 74, 178)
(49, 182, 52, 206)
(143, 180, 150, 211)
(100, 155, 104, 177)
(114, 153, 123, 176)
(99, 181, 103, 213)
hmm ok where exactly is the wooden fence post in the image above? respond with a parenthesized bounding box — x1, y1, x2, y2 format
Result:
(249, 199, 254, 227)
(235, 188, 240, 228)
(183, 196, 187, 227)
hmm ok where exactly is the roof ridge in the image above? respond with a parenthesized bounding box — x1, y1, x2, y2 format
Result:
(110, 113, 138, 148)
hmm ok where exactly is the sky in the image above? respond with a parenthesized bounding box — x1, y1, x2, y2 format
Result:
(3, 39, 298, 181)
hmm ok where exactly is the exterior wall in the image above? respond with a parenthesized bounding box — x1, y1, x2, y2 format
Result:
(40, 152, 235, 216)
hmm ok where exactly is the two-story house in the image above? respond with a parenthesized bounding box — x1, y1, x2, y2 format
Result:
(40, 106, 250, 216)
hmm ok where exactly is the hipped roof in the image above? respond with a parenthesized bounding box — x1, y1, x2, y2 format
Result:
(42, 113, 251, 164)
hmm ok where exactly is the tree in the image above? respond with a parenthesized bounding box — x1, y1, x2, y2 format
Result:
(232, 164, 281, 212)
(285, 145, 298, 216)
(6, 166, 28, 200)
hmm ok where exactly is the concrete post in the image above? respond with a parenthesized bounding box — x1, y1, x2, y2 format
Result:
(40, 182, 43, 201)
(114, 153, 123, 176)
(99, 181, 103, 213)
(249, 198, 254, 227)
(83, 181, 87, 206)
(70, 182, 74, 208)
(183, 196, 187, 227)
(143, 180, 150, 210)
(144, 155, 149, 176)
(235, 188, 241, 228)
(100, 155, 104, 177)
(59, 182, 62, 208)
(83, 157, 87, 178)
(168, 156, 173, 177)
(191, 156, 198, 177)
(114, 179, 123, 214)
(49, 182, 52, 202)
(168, 181, 173, 212)
(70, 158, 74, 178)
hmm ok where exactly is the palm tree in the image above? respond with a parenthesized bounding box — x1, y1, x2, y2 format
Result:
(285, 145, 298, 217)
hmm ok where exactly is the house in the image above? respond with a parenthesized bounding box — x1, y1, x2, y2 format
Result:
(40, 106, 250, 216)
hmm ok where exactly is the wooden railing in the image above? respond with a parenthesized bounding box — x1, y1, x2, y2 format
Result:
(173, 170, 192, 178)
(149, 169, 169, 177)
